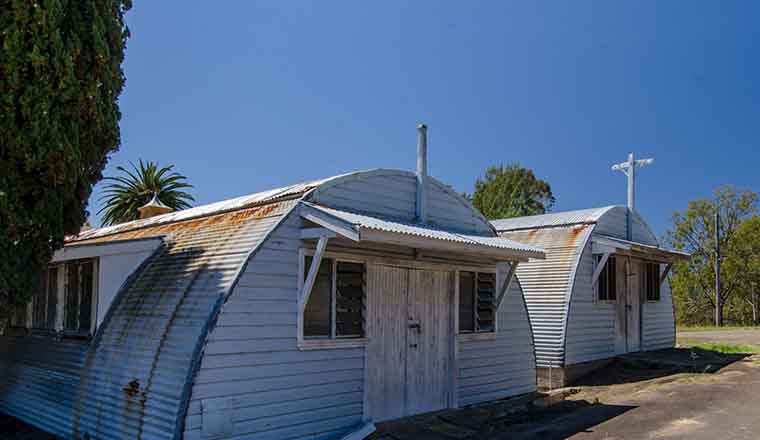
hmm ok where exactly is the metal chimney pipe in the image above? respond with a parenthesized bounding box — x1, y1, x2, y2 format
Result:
(416, 123, 428, 223)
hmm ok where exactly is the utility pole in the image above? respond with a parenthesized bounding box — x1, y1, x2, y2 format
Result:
(715, 210, 722, 327)
(611, 152, 654, 240)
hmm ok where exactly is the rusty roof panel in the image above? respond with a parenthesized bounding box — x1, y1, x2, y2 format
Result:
(499, 225, 593, 367)
(68, 198, 297, 440)
(491, 206, 617, 232)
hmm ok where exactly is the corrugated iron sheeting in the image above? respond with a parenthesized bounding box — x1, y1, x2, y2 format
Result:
(70, 200, 295, 440)
(303, 203, 545, 259)
(491, 206, 616, 232)
(0, 336, 89, 438)
(0, 200, 296, 440)
(499, 226, 591, 367)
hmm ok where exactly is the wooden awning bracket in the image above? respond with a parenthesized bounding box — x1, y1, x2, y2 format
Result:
(298, 235, 329, 313)
(495, 261, 518, 310)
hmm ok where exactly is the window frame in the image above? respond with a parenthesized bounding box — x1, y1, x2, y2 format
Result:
(456, 270, 498, 337)
(595, 255, 617, 303)
(643, 261, 662, 302)
(8, 258, 99, 339)
(298, 249, 368, 350)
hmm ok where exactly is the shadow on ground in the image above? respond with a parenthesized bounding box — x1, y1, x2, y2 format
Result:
(0, 414, 59, 440)
(370, 398, 636, 440)
(571, 347, 751, 387)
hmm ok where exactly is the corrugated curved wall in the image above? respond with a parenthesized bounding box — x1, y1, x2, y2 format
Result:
(500, 226, 591, 368)
(72, 201, 295, 440)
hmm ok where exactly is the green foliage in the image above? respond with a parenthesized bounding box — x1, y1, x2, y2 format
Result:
(685, 342, 759, 354)
(99, 160, 194, 226)
(666, 185, 759, 325)
(467, 164, 555, 220)
(0, 0, 131, 318)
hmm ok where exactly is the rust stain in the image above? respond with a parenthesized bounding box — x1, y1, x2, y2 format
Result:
(71, 203, 281, 245)
(123, 378, 141, 399)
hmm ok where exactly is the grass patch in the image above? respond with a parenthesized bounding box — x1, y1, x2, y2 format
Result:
(677, 325, 760, 332)
(686, 342, 760, 354)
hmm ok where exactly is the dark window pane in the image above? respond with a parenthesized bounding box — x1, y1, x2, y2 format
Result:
(336, 262, 365, 338)
(79, 261, 94, 333)
(476, 273, 496, 332)
(303, 257, 332, 338)
(32, 271, 47, 329)
(598, 256, 608, 300)
(65, 263, 80, 331)
(46, 267, 58, 330)
(459, 271, 475, 332)
(607, 256, 617, 300)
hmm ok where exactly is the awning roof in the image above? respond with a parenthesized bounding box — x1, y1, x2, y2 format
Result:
(299, 202, 545, 262)
(592, 235, 690, 263)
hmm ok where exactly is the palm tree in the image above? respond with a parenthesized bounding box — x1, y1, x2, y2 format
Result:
(99, 160, 195, 225)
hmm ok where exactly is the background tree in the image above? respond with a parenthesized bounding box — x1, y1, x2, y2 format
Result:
(467, 164, 555, 220)
(666, 185, 758, 326)
(99, 160, 195, 226)
(0, 0, 132, 319)
(727, 217, 760, 325)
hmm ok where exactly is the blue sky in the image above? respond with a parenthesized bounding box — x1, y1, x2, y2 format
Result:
(89, 1, 760, 236)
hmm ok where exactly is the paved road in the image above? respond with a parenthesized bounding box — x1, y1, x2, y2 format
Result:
(677, 328, 760, 347)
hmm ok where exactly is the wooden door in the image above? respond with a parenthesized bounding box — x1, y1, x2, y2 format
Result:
(627, 260, 642, 352)
(366, 265, 409, 422)
(614, 257, 628, 355)
(405, 269, 454, 415)
(365, 265, 454, 422)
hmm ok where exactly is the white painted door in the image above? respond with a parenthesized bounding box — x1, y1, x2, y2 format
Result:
(406, 269, 454, 415)
(614, 257, 627, 355)
(365, 265, 454, 422)
(626, 260, 642, 352)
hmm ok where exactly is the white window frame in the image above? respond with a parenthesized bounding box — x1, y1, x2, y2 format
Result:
(593, 254, 617, 303)
(298, 249, 369, 350)
(9, 258, 99, 339)
(642, 260, 662, 303)
(456, 269, 499, 342)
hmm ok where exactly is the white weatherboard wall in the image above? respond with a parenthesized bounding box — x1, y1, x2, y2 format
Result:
(184, 212, 365, 440)
(457, 279, 536, 407)
(563, 236, 616, 365)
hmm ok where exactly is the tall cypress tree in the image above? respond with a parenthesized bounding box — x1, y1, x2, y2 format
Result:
(0, 0, 131, 318)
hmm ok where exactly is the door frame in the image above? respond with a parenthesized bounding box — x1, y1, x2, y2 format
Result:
(363, 263, 457, 421)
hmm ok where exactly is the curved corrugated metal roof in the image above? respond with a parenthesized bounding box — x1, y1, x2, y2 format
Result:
(491, 206, 618, 232)
(499, 225, 592, 367)
(71, 200, 298, 440)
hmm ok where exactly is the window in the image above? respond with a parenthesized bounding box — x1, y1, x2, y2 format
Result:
(8, 259, 95, 335)
(31, 266, 58, 330)
(64, 260, 95, 333)
(458, 271, 496, 333)
(597, 255, 617, 301)
(643, 262, 661, 301)
(303, 257, 365, 339)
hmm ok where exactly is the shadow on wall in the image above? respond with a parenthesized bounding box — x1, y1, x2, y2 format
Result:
(571, 348, 751, 387)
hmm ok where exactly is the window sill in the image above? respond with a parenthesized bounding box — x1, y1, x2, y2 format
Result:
(457, 332, 497, 342)
(298, 338, 368, 351)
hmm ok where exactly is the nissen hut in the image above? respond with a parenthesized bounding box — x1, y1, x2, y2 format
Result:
(493, 206, 689, 388)
(0, 127, 544, 440)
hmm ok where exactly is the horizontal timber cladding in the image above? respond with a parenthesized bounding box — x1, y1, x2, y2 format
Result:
(457, 279, 537, 407)
(69, 200, 296, 440)
(308, 169, 494, 235)
(642, 278, 676, 351)
(0, 336, 89, 438)
(183, 212, 364, 440)
(499, 226, 593, 368)
(563, 239, 616, 365)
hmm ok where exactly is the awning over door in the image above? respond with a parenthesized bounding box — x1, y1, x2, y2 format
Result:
(299, 202, 545, 262)
(592, 235, 690, 263)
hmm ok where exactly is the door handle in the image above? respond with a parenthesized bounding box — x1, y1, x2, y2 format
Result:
(408, 323, 422, 333)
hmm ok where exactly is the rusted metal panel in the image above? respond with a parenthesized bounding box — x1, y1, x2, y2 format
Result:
(70, 200, 297, 440)
(498, 225, 592, 368)
(491, 206, 616, 232)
